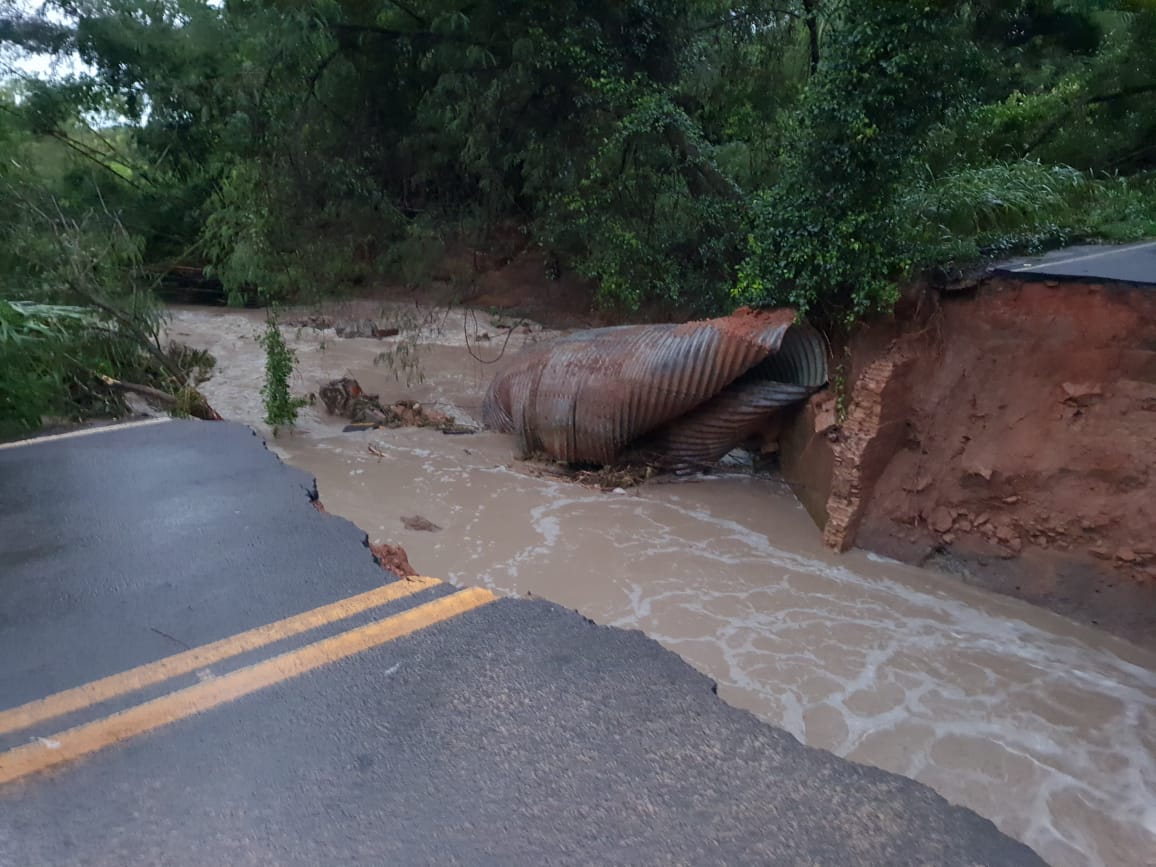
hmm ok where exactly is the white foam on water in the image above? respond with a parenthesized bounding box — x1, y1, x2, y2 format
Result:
(174, 305, 1156, 867)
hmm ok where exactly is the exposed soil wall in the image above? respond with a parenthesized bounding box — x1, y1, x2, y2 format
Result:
(782, 278, 1156, 647)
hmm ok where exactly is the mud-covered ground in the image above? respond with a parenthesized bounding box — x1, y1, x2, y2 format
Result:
(168, 302, 1156, 867)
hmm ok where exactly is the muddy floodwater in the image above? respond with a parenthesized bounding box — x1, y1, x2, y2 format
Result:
(170, 305, 1156, 867)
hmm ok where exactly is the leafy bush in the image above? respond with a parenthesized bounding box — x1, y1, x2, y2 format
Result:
(0, 130, 198, 435)
(258, 312, 306, 429)
(541, 83, 747, 313)
(733, 2, 978, 321)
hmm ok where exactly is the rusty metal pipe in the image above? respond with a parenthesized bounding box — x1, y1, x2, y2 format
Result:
(482, 308, 827, 467)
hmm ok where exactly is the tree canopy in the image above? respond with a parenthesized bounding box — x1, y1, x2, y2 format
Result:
(3, 0, 1155, 331)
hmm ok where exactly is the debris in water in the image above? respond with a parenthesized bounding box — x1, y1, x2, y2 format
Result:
(401, 515, 442, 532)
(482, 307, 827, 471)
(320, 377, 364, 415)
(334, 319, 399, 339)
(283, 314, 334, 330)
(318, 377, 460, 432)
(573, 466, 655, 491)
(525, 462, 657, 491)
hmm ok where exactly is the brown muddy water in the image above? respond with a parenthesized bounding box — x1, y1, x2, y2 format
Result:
(170, 304, 1156, 867)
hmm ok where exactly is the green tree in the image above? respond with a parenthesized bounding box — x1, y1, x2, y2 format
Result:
(3, 0, 1153, 338)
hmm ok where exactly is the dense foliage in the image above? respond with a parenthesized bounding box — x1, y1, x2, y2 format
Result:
(2, 0, 1155, 427)
(0, 104, 178, 434)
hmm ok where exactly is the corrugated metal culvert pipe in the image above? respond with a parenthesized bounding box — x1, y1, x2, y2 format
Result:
(482, 307, 828, 471)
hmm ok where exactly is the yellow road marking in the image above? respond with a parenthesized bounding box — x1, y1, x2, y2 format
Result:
(0, 586, 495, 786)
(0, 578, 440, 737)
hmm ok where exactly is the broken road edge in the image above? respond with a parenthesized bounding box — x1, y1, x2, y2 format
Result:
(279, 425, 1045, 865)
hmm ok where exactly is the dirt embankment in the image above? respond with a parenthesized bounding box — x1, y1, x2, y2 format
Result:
(783, 278, 1156, 646)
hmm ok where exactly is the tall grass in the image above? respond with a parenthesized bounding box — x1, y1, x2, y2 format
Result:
(903, 161, 1156, 267)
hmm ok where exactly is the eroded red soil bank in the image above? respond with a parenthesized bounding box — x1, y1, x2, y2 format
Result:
(783, 278, 1156, 646)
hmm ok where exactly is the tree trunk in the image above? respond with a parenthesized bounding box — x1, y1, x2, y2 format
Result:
(803, 0, 821, 75)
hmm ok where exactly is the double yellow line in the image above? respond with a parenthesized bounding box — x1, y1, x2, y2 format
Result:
(0, 579, 495, 785)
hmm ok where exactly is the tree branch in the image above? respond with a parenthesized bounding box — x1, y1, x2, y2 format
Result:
(1025, 81, 1156, 154)
(0, 103, 152, 192)
(385, 0, 427, 26)
(693, 7, 800, 34)
(97, 374, 222, 421)
(1087, 82, 1156, 104)
(663, 123, 744, 203)
(328, 22, 483, 48)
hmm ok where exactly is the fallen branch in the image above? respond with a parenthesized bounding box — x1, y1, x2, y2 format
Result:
(97, 374, 223, 421)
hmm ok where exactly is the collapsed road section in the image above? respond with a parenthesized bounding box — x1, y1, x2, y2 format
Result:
(482, 306, 828, 471)
(0, 419, 1045, 866)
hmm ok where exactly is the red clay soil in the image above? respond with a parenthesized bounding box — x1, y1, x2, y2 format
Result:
(822, 279, 1156, 646)
(314, 499, 419, 578)
(368, 543, 418, 578)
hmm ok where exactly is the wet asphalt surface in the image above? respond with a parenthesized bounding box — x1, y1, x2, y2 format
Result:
(994, 239, 1156, 285)
(0, 420, 1047, 866)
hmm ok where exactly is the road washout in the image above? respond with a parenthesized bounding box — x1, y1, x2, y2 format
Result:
(168, 303, 1156, 867)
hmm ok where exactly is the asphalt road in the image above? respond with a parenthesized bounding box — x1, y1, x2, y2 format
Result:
(0, 420, 1048, 866)
(993, 239, 1156, 285)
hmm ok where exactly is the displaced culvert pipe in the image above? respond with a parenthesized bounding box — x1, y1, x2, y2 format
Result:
(482, 309, 827, 469)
